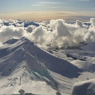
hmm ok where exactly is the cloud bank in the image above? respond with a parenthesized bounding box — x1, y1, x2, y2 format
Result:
(0, 18, 95, 49)
(26, 18, 95, 49)
(0, 26, 25, 42)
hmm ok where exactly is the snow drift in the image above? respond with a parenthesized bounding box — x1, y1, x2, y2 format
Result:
(72, 79, 95, 95)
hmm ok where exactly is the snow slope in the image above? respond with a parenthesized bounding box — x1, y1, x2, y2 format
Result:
(0, 37, 80, 94)
(52, 48, 95, 94)
(0, 37, 95, 94)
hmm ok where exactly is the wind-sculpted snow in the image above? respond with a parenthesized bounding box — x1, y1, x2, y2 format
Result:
(0, 18, 95, 49)
(72, 79, 95, 95)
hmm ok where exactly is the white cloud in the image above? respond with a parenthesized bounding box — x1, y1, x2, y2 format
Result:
(0, 18, 95, 49)
(0, 42, 3, 47)
(79, 0, 90, 1)
(26, 25, 36, 33)
(31, 2, 64, 8)
(27, 18, 95, 49)
(0, 25, 25, 42)
(31, 4, 46, 7)
(39, 2, 64, 4)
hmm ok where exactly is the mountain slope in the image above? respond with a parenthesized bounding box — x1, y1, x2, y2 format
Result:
(0, 37, 82, 94)
(1, 37, 81, 78)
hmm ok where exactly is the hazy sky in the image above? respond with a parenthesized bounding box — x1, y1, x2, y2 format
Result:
(0, 0, 95, 21)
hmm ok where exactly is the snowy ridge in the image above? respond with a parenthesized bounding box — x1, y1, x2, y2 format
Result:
(0, 37, 79, 94)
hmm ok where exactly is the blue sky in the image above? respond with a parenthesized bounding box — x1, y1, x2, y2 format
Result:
(0, 0, 95, 21)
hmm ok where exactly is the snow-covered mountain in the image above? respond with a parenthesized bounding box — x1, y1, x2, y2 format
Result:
(0, 37, 95, 95)
(0, 18, 95, 95)
(0, 37, 79, 94)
